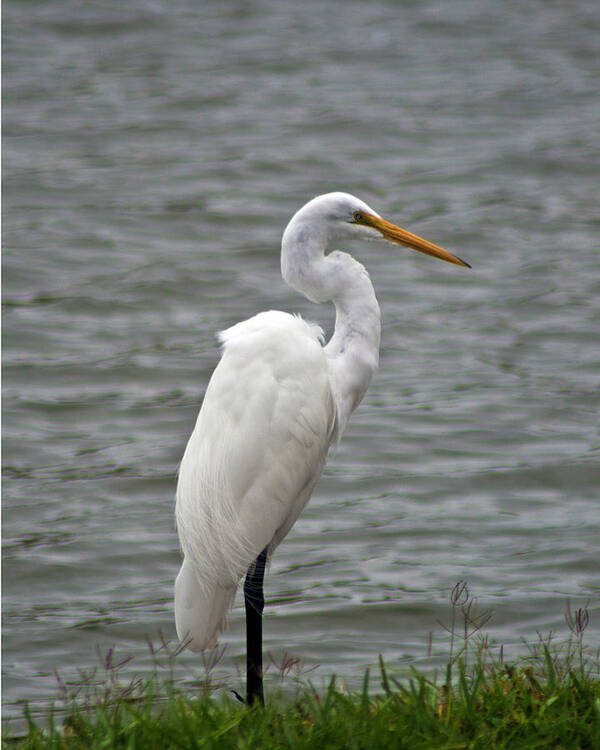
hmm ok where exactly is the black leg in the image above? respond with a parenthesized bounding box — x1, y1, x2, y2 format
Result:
(244, 546, 268, 706)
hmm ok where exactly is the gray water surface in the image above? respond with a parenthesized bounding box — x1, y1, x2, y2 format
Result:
(3, 0, 599, 721)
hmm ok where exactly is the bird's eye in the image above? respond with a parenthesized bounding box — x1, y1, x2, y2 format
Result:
(353, 211, 364, 223)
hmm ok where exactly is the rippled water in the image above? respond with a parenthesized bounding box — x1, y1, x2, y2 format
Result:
(3, 0, 599, 722)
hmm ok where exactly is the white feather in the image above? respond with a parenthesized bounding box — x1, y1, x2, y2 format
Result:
(175, 311, 337, 651)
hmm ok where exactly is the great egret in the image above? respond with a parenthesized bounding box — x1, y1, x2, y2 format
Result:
(174, 192, 470, 705)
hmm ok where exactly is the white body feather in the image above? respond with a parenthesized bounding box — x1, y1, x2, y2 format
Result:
(175, 193, 383, 651)
(175, 313, 338, 650)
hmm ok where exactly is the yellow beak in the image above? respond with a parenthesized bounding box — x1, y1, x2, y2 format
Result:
(358, 212, 471, 268)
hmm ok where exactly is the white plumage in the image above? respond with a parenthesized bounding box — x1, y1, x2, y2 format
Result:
(175, 313, 336, 650)
(174, 192, 468, 652)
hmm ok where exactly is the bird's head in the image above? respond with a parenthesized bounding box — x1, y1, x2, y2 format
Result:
(287, 192, 470, 268)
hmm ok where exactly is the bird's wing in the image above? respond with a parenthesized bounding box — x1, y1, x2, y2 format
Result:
(175, 310, 337, 592)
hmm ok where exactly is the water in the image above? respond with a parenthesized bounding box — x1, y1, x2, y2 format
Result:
(3, 0, 599, 723)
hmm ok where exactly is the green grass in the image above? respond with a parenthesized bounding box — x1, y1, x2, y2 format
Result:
(7, 658, 600, 749)
(5, 584, 600, 749)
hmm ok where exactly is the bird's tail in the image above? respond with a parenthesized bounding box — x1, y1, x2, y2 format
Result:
(174, 557, 236, 652)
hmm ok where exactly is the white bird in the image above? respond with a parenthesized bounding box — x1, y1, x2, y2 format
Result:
(174, 192, 469, 704)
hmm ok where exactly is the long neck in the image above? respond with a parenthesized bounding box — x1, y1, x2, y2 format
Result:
(281, 224, 381, 437)
(324, 252, 381, 436)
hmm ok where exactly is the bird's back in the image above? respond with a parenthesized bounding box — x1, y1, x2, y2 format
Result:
(175, 310, 337, 650)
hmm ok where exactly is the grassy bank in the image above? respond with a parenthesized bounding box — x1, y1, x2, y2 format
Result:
(5, 586, 599, 748)
(7, 658, 600, 749)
